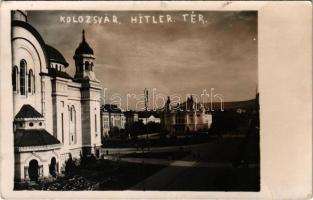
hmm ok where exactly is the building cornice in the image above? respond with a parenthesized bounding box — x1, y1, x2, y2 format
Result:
(15, 143, 63, 153)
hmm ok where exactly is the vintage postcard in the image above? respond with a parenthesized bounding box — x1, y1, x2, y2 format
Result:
(0, 1, 312, 199)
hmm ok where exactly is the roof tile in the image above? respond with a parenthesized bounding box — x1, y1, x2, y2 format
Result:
(14, 129, 61, 147)
(15, 104, 43, 119)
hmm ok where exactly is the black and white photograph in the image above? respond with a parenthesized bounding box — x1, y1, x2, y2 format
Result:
(1, 2, 312, 199)
(11, 10, 260, 191)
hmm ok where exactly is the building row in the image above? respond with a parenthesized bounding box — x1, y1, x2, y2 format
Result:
(100, 104, 161, 137)
(100, 96, 213, 138)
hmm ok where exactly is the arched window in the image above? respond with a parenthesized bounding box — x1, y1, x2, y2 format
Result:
(28, 69, 33, 93)
(12, 66, 18, 92)
(28, 159, 39, 181)
(49, 157, 57, 177)
(69, 106, 76, 144)
(90, 62, 93, 71)
(70, 107, 73, 121)
(85, 61, 89, 70)
(19, 60, 26, 95)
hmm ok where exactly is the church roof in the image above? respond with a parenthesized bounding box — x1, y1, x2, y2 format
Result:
(15, 104, 43, 119)
(45, 44, 69, 67)
(75, 30, 94, 55)
(12, 20, 50, 68)
(47, 68, 72, 79)
(14, 129, 61, 147)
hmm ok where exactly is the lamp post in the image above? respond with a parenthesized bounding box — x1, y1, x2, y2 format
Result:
(144, 88, 149, 150)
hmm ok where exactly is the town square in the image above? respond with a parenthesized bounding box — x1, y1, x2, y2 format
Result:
(11, 10, 259, 191)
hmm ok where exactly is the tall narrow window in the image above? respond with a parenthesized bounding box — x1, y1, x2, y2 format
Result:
(95, 114, 97, 133)
(69, 106, 76, 145)
(42, 81, 45, 116)
(12, 66, 18, 92)
(68, 106, 71, 144)
(61, 113, 64, 143)
(20, 60, 26, 95)
(70, 107, 73, 121)
(33, 75, 35, 93)
(28, 69, 33, 93)
(85, 61, 89, 70)
(73, 108, 76, 144)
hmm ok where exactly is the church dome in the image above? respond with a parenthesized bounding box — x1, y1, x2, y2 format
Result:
(12, 10, 28, 22)
(74, 30, 94, 55)
(45, 44, 69, 67)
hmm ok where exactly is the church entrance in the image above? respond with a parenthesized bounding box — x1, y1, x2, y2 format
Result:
(28, 159, 39, 181)
(49, 157, 57, 177)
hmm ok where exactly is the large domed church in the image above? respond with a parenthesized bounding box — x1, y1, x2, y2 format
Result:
(11, 10, 102, 182)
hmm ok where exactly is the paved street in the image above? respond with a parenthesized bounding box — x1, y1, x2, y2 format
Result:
(116, 157, 240, 168)
(137, 132, 160, 139)
(128, 137, 259, 191)
(101, 140, 215, 156)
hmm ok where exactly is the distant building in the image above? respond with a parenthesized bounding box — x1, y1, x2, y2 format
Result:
(124, 111, 139, 131)
(138, 111, 161, 125)
(161, 96, 212, 135)
(11, 11, 102, 182)
(101, 104, 126, 137)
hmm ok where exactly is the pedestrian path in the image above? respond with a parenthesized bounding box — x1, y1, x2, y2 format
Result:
(129, 142, 215, 190)
(101, 141, 213, 155)
(118, 157, 234, 168)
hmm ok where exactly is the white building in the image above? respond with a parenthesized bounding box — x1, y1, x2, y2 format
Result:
(101, 104, 126, 137)
(138, 111, 161, 125)
(161, 96, 212, 135)
(12, 11, 102, 182)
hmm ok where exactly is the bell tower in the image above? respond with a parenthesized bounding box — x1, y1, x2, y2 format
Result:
(73, 29, 102, 156)
(73, 30, 97, 81)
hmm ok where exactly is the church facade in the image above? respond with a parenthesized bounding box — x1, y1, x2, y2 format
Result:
(11, 11, 102, 182)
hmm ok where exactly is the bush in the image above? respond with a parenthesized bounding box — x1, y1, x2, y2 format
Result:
(80, 154, 97, 168)
(64, 157, 77, 176)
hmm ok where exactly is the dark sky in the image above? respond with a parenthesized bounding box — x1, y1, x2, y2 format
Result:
(27, 11, 257, 110)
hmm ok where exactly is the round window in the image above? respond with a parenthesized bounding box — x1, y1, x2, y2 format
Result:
(29, 122, 34, 127)
(39, 122, 42, 126)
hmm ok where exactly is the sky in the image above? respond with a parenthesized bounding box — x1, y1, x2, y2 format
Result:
(27, 11, 257, 110)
